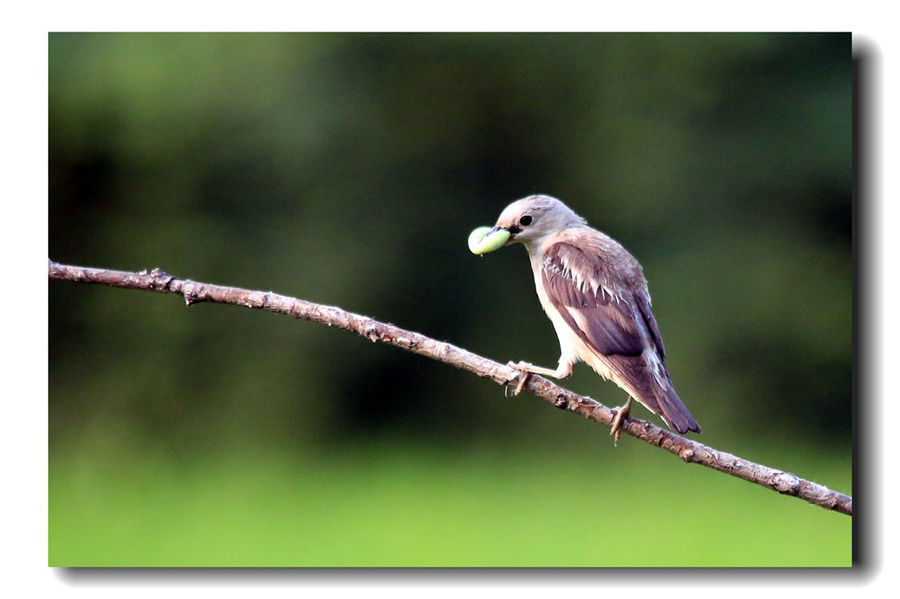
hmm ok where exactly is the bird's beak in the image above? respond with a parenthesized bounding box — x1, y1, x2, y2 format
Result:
(492, 224, 519, 243)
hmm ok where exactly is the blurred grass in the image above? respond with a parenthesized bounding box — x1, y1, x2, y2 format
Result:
(49, 440, 851, 567)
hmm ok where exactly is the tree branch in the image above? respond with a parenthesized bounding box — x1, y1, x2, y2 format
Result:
(48, 260, 852, 517)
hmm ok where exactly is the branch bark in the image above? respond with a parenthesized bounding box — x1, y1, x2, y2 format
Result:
(48, 260, 852, 517)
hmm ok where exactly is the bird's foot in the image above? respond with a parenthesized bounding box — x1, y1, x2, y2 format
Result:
(610, 397, 633, 446)
(505, 361, 533, 397)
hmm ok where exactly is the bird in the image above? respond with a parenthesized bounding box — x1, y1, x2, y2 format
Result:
(483, 194, 700, 440)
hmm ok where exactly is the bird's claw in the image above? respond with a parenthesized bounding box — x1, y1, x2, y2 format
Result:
(505, 361, 531, 397)
(609, 397, 632, 446)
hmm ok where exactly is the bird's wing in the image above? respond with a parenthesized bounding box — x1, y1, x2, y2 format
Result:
(541, 238, 700, 433)
(631, 282, 666, 359)
(540, 240, 652, 358)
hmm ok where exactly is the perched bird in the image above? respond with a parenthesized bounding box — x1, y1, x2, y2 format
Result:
(482, 194, 700, 439)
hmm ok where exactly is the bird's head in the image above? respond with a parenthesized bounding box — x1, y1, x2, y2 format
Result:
(492, 194, 586, 247)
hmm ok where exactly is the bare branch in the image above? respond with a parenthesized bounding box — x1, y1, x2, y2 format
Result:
(48, 260, 852, 516)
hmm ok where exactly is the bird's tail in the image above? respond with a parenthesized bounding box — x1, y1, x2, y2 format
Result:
(654, 379, 701, 434)
(588, 351, 701, 434)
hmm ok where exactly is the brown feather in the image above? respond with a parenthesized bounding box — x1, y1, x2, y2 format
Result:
(540, 236, 700, 433)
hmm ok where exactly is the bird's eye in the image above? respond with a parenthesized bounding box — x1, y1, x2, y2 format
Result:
(519, 215, 533, 226)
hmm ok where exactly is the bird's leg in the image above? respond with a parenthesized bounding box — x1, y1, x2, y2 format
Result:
(610, 396, 633, 445)
(505, 359, 573, 396)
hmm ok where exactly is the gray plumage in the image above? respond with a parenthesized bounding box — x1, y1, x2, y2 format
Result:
(491, 194, 700, 434)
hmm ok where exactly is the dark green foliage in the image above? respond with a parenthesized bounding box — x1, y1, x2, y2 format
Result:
(49, 32, 850, 452)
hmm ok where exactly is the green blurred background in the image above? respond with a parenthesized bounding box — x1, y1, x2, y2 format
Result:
(48, 33, 851, 566)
